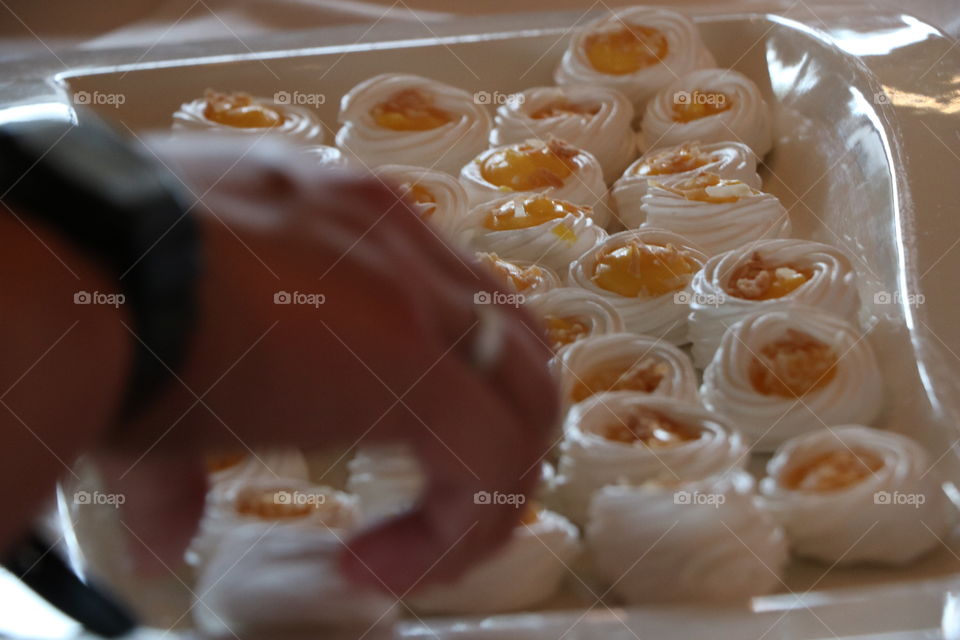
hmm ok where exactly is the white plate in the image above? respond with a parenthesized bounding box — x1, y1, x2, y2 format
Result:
(6, 4, 960, 638)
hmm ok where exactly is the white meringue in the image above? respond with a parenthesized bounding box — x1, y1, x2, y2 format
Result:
(346, 443, 424, 525)
(476, 252, 561, 297)
(524, 288, 625, 353)
(554, 333, 700, 408)
(612, 141, 761, 229)
(301, 144, 354, 169)
(555, 8, 715, 109)
(760, 425, 952, 565)
(491, 85, 636, 183)
(640, 68, 773, 157)
(460, 139, 610, 223)
(188, 478, 358, 568)
(207, 449, 309, 494)
(639, 173, 790, 256)
(407, 508, 580, 614)
(457, 194, 607, 273)
(567, 228, 708, 343)
(586, 471, 788, 603)
(555, 393, 747, 524)
(173, 90, 325, 143)
(701, 306, 883, 452)
(335, 74, 491, 175)
(688, 239, 862, 368)
(193, 523, 397, 639)
(373, 164, 469, 237)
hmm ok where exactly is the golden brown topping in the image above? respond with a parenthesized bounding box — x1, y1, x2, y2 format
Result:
(597, 407, 700, 447)
(571, 357, 670, 402)
(749, 329, 839, 397)
(529, 100, 601, 119)
(637, 143, 713, 177)
(782, 449, 884, 492)
(480, 140, 579, 191)
(544, 315, 591, 350)
(727, 253, 812, 300)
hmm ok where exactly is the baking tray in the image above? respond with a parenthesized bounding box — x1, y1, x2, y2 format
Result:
(4, 3, 960, 638)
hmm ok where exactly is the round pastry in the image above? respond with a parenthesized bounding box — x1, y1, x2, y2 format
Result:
(407, 506, 580, 614)
(335, 74, 491, 175)
(173, 89, 325, 143)
(612, 141, 761, 228)
(760, 426, 951, 565)
(476, 252, 561, 296)
(640, 68, 773, 157)
(194, 523, 397, 639)
(490, 85, 636, 183)
(554, 7, 715, 109)
(586, 470, 788, 603)
(188, 478, 358, 567)
(567, 228, 708, 343)
(460, 139, 610, 220)
(554, 333, 699, 408)
(373, 164, 469, 236)
(301, 144, 354, 169)
(554, 394, 746, 524)
(639, 173, 790, 256)
(700, 306, 883, 451)
(206, 449, 309, 493)
(458, 194, 607, 273)
(688, 239, 861, 368)
(346, 443, 423, 525)
(524, 288, 625, 353)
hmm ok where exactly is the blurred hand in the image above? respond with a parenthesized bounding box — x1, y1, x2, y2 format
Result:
(97, 134, 558, 595)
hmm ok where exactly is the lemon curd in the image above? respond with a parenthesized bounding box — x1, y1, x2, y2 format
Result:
(571, 357, 670, 403)
(749, 329, 839, 398)
(636, 143, 713, 177)
(399, 181, 437, 219)
(728, 253, 812, 301)
(529, 100, 601, 120)
(484, 196, 583, 231)
(203, 90, 285, 128)
(661, 172, 755, 204)
(672, 91, 733, 123)
(597, 408, 700, 448)
(480, 140, 579, 191)
(584, 24, 669, 75)
(783, 449, 884, 492)
(371, 88, 453, 131)
(477, 253, 546, 293)
(592, 241, 698, 298)
(233, 486, 317, 519)
(544, 315, 590, 351)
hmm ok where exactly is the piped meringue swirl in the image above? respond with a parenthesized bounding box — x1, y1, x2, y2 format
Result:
(173, 90, 325, 143)
(491, 85, 637, 183)
(555, 393, 746, 523)
(567, 228, 708, 343)
(586, 471, 789, 603)
(640, 173, 791, 256)
(525, 288, 626, 353)
(700, 306, 883, 451)
(640, 68, 773, 157)
(555, 8, 715, 109)
(688, 239, 862, 368)
(760, 425, 952, 565)
(335, 74, 492, 175)
(374, 164, 469, 237)
(612, 141, 761, 229)
(476, 252, 561, 296)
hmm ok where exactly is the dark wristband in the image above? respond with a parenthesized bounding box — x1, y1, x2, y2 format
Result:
(0, 111, 201, 419)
